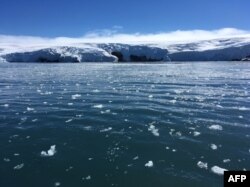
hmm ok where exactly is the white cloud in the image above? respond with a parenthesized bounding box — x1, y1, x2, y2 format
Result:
(0, 28, 250, 48)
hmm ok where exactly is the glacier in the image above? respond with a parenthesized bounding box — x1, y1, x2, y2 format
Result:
(0, 37, 250, 62)
(0, 44, 170, 63)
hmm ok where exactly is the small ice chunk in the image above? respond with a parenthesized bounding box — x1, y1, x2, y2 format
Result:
(68, 103, 73, 106)
(193, 131, 201, 137)
(54, 182, 61, 187)
(133, 156, 139, 160)
(223, 159, 231, 163)
(145, 161, 154, 168)
(170, 100, 176, 104)
(27, 107, 34, 111)
(148, 95, 153, 98)
(239, 107, 248, 111)
(65, 119, 73, 123)
(208, 125, 223, 131)
(93, 104, 103, 109)
(82, 175, 91, 180)
(100, 127, 112, 133)
(13, 163, 24, 170)
(3, 158, 10, 162)
(3, 104, 9, 107)
(210, 144, 218, 150)
(72, 94, 81, 100)
(197, 161, 208, 169)
(148, 124, 159, 137)
(41, 145, 56, 157)
(211, 166, 228, 175)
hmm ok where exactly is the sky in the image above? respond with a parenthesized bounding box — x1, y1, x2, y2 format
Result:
(0, 0, 250, 38)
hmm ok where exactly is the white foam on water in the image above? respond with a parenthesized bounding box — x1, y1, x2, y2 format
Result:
(41, 145, 56, 157)
(211, 144, 218, 150)
(197, 161, 208, 169)
(93, 104, 103, 109)
(148, 124, 159, 137)
(68, 103, 73, 106)
(3, 104, 9, 107)
(208, 125, 223, 131)
(211, 166, 228, 175)
(13, 163, 24, 170)
(145, 161, 154, 168)
(71, 94, 81, 100)
(148, 95, 153, 98)
(100, 127, 112, 133)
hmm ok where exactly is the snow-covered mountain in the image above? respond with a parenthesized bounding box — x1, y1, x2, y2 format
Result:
(0, 37, 250, 62)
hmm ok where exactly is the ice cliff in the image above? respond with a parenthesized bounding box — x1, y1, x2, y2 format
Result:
(0, 44, 170, 63)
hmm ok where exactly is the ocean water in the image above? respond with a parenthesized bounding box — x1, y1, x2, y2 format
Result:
(0, 62, 250, 187)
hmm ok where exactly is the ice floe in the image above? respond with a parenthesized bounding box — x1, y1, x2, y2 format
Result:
(145, 161, 154, 168)
(41, 145, 57, 157)
(211, 166, 228, 175)
(208, 125, 223, 131)
(197, 161, 208, 169)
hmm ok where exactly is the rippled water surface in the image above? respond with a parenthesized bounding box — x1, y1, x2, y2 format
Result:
(0, 62, 250, 187)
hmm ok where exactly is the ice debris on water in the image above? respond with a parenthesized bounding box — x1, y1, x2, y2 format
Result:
(100, 127, 112, 133)
(41, 145, 56, 157)
(93, 104, 103, 109)
(71, 94, 81, 100)
(197, 161, 208, 170)
(148, 122, 159, 136)
(223, 159, 231, 163)
(82, 175, 91, 180)
(193, 131, 201, 137)
(27, 107, 34, 111)
(211, 166, 228, 175)
(210, 144, 218, 150)
(13, 163, 24, 170)
(208, 125, 223, 131)
(54, 182, 61, 187)
(145, 161, 154, 168)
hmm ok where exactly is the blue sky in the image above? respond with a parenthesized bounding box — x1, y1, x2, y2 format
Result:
(0, 0, 249, 37)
